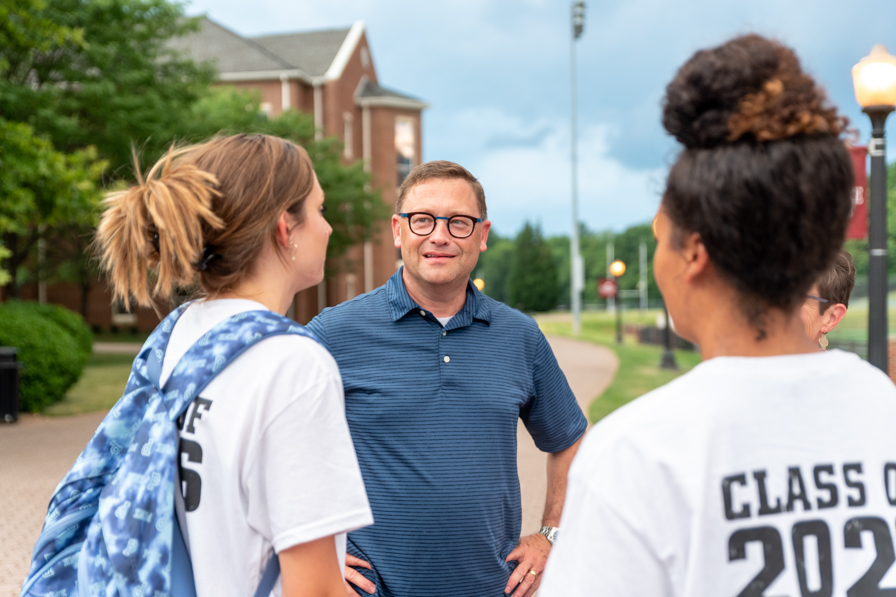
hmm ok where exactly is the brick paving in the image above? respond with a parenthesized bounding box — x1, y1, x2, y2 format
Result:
(0, 335, 617, 594)
(0, 411, 106, 595)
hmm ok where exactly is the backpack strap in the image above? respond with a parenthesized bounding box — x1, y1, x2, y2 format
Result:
(159, 309, 321, 421)
(84, 308, 319, 597)
(254, 553, 281, 597)
(162, 309, 317, 596)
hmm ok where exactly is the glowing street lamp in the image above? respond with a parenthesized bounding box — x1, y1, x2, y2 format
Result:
(609, 260, 626, 277)
(610, 260, 626, 344)
(852, 44, 896, 372)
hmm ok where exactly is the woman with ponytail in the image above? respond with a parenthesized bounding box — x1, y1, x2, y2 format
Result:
(541, 35, 896, 596)
(94, 134, 372, 596)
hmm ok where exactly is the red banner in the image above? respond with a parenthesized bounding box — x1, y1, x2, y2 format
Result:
(847, 145, 868, 240)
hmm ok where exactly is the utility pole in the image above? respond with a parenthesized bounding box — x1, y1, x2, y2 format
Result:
(639, 241, 647, 312)
(570, 1, 585, 335)
(606, 241, 614, 313)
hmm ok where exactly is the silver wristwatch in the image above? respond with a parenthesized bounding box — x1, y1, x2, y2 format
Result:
(539, 526, 559, 545)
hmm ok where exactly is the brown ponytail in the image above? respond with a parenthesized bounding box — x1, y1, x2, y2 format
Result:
(94, 134, 316, 312)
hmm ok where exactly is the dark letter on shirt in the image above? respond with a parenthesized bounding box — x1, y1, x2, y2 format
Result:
(843, 463, 866, 507)
(754, 470, 783, 516)
(814, 464, 838, 509)
(786, 467, 811, 512)
(722, 474, 751, 520)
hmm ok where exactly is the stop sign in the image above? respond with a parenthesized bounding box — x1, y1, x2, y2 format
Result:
(598, 278, 618, 298)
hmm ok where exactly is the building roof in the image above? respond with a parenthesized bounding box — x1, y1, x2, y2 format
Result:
(356, 80, 429, 110)
(168, 17, 294, 74)
(252, 29, 351, 78)
(171, 17, 426, 109)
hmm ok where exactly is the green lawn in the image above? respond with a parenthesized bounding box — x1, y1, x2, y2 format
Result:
(826, 301, 896, 344)
(537, 310, 702, 424)
(44, 352, 134, 417)
(92, 329, 151, 343)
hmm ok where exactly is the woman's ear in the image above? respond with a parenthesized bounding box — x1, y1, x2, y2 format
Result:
(275, 212, 291, 248)
(681, 232, 711, 283)
(820, 303, 848, 334)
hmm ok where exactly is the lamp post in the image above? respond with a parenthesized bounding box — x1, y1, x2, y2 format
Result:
(659, 301, 679, 370)
(852, 44, 896, 372)
(570, 1, 585, 335)
(610, 259, 626, 344)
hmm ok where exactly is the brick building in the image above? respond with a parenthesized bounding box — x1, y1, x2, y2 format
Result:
(17, 17, 426, 329)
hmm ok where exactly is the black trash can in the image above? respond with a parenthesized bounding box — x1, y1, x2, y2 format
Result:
(0, 347, 22, 423)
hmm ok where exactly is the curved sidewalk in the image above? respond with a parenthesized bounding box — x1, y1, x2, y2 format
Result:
(0, 335, 617, 594)
(516, 335, 618, 537)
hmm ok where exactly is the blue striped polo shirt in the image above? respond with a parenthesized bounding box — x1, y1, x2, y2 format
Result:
(307, 268, 587, 597)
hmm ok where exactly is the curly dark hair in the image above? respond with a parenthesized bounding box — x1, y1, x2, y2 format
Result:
(661, 34, 854, 337)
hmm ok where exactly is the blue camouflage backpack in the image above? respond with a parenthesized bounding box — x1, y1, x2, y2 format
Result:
(22, 303, 321, 597)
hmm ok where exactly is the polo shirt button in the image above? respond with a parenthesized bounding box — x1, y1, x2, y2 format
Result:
(442, 330, 447, 336)
(443, 355, 450, 363)
(419, 310, 426, 317)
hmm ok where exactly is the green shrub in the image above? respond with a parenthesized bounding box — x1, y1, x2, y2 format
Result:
(0, 301, 91, 412)
(27, 302, 94, 355)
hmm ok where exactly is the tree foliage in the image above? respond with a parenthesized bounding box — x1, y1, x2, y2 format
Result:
(0, 118, 105, 296)
(507, 222, 558, 312)
(475, 231, 512, 304)
(0, 0, 382, 304)
(161, 86, 385, 266)
(0, 0, 214, 175)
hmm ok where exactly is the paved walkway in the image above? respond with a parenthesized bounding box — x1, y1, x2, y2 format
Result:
(0, 336, 617, 594)
(516, 336, 618, 538)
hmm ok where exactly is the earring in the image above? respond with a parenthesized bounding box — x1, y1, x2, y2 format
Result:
(290, 242, 297, 261)
(818, 332, 828, 350)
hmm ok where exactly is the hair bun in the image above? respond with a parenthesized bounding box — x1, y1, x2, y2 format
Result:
(662, 34, 847, 149)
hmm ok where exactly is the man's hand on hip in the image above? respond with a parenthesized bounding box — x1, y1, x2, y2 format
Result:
(504, 533, 551, 597)
(344, 553, 376, 596)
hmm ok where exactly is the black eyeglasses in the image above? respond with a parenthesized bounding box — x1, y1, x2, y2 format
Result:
(806, 295, 829, 303)
(399, 212, 483, 239)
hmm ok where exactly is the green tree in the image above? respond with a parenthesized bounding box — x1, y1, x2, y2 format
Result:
(1, 0, 384, 300)
(0, 0, 214, 175)
(507, 222, 558, 312)
(475, 230, 512, 303)
(0, 118, 105, 297)
(170, 87, 386, 266)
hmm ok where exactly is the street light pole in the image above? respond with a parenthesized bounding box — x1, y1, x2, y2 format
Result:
(852, 44, 896, 372)
(570, 2, 585, 335)
(609, 259, 625, 344)
(866, 106, 893, 371)
(660, 300, 679, 370)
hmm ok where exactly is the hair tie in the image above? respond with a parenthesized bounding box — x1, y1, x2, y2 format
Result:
(199, 245, 219, 271)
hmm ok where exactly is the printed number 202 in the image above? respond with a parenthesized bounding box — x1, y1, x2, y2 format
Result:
(729, 517, 896, 597)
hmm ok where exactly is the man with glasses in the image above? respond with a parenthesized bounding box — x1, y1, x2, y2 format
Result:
(306, 161, 587, 597)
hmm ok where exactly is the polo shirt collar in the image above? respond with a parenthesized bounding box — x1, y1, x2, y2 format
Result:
(387, 267, 491, 327)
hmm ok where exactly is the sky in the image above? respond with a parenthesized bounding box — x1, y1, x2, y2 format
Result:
(184, 0, 896, 238)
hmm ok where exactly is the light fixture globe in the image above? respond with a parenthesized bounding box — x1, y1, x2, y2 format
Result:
(609, 260, 626, 277)
(852, 44, 896, 109)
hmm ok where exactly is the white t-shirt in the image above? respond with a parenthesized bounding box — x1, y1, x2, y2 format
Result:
(162, 299, 373, 597)
(541, 350, 896, 597)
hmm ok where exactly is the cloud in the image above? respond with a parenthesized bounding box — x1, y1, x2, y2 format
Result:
(485, 125, 554, 149)
(187, 0, 896, 236)
(432, 109, 664, 237)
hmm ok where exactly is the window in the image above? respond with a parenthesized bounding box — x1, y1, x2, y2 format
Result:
(395, 117, 415, 187)
(361, 47, 370, 69)
(343, 112, 354, 159)
(111, 300, 136, 328)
